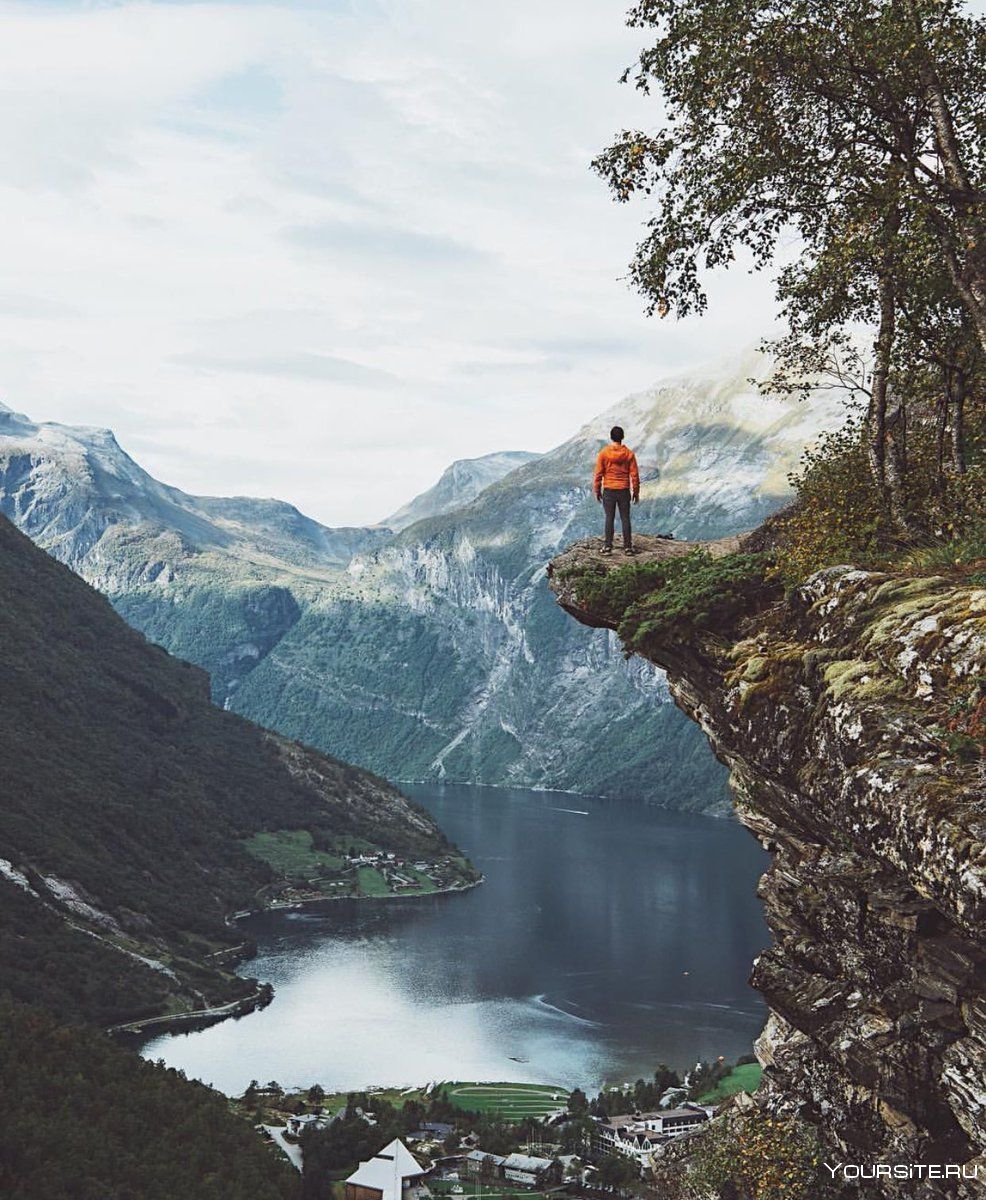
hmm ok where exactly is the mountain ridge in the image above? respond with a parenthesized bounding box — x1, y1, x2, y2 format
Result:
(385, 450, 541, 530)
(0, 357, 844, 811)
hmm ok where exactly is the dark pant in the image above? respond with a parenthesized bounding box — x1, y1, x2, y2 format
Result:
(602, 488, 632, 548)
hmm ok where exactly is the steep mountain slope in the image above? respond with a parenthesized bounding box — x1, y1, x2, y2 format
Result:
(385, 450, 540, 530)
(233, 360, 844, 806)
(0, 402, 388, 700)
(0, 511, 464, 1028)
(0, 359, 843, 810)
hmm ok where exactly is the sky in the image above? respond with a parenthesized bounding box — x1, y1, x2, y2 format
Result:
(0, 0, 780, 525)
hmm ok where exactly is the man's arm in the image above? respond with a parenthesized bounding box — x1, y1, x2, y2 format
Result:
(629, 450, 640, 502)
(593, 449, 605, 501)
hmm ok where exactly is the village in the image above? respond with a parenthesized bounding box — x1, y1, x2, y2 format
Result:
(238, 830, 482, 908)
(238, 1071, 747, 1200)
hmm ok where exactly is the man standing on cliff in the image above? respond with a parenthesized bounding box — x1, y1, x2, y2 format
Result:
(593, 425, 640, 555)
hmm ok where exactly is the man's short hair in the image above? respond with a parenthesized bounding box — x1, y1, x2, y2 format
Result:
(610, 425, 624, 442)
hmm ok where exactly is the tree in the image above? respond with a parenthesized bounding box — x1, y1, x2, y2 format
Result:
(688, 1114, 835, 1200)
(597, 1154, 640, 1190)
(594, 0, 985, 530)
(560, 1116, 594, 1154)
(568, 1087, 589, 1115)
(596, 0, 984, 334)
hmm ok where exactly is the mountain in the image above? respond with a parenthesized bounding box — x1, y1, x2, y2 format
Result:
(0, 510, 466, 1029)
(0, 996, 300, 1200)
(0, 358, 843, 812)
(228, 358, 843, 808)
(0, 401, 389, 701)
(384, 451, 541, 530)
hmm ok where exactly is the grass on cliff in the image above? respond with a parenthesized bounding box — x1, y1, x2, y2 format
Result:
(564, 550, 773, 652)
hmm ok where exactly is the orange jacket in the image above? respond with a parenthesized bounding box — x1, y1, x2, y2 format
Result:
(594, 443, 640, 496)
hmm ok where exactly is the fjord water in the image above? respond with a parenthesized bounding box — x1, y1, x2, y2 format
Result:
(142, 785, 769, 1094)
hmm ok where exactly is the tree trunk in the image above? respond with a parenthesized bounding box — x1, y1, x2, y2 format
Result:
(950, 371, 967, 476)
(935, 376, 949, 495)
(934, 230, 986, 358)
(902, 0, 986, 353)
(868, 266, 894, 508)
(884, 391, 909, 531)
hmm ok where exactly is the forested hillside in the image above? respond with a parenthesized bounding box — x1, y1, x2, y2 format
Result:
(0, 997, 300, 1200)
(0, 509, 467, 1020)
(0, 505, 473, 1195)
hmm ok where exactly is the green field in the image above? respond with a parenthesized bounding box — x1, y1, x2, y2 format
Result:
(244, 831, 445, 898)
(241, 829, 344, 877)
(356, 866, 392, 896)
(445, 1082, 569, 1120)
(697, 1063, 763, 1103)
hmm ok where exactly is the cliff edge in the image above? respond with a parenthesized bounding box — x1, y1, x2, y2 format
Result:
(549, 534, 985, 1197)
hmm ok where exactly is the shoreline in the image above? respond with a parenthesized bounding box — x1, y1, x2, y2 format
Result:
(398, 777, 733, 820)
(121, 875, 483, 1048)
(237, 872, 485, 921)
(109, 983, 274, 1041)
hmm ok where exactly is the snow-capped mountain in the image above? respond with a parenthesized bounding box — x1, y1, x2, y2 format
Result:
(385, 451, 540, 530)
(0, 357, 844, 809)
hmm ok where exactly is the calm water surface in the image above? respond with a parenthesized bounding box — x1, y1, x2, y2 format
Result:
(142, 785, 770, 1094)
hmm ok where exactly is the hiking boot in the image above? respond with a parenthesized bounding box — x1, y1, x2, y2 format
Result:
(600, 545, 613, 555)
(623, 546, 639, 555)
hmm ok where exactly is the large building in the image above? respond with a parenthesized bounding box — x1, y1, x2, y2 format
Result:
(462, 1151, 507, 1179)
(596, 1106, 713, 1161)
(345, 1139, 431, 1200)
(501, 1153, 562, 1188)
(461, 1150, 561, 1189)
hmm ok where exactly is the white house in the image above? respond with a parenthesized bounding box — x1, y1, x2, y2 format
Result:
(344, 1139, 431, 1200)
(286, 1112, 327, 1137)
(462, 1151, 507, 1178)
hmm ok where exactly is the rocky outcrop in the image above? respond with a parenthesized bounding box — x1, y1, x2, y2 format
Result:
(549, 536, 985, 1197)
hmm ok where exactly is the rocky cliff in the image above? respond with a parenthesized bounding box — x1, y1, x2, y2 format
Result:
(549, 535, 985, 1196)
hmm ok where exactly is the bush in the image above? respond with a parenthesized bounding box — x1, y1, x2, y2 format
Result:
(772, 402, 986, 582)
(687, 1114, 837, 1200)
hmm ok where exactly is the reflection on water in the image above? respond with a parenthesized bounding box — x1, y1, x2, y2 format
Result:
(142, 785, 770, 1094)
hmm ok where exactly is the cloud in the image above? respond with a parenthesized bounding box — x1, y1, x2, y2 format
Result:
(285, 219, 486, 267)
(0, 0, 781, 525)
(172, 350, 399, 386)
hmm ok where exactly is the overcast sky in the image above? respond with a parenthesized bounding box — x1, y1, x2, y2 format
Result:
(0, 0, 780, 525)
